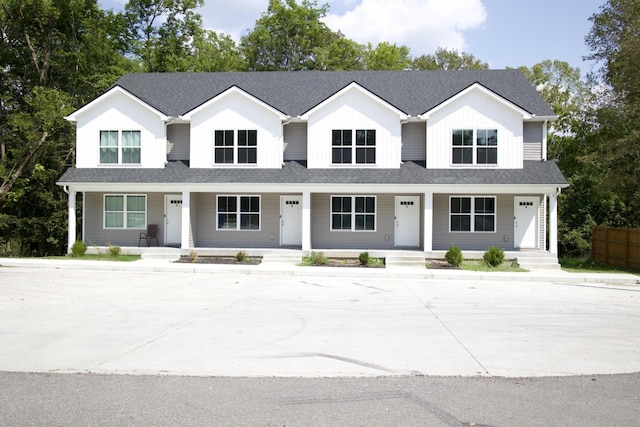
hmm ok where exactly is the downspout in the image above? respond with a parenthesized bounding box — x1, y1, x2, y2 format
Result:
(542, 120, 548, 161)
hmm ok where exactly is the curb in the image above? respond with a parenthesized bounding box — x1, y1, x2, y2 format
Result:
(0, 258, 638, 286)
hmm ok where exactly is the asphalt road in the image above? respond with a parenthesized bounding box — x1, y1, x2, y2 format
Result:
(1, 371, 639, 426)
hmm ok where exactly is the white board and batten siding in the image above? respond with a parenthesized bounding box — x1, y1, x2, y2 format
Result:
(188, 91, 284, 168)
(306, 88, 402, 168)
(167, 124, 190, 161)
(401, 122, 426, 162)
(523, 122, 543, 161)
(426, 88, 524, 169)
(74, 91, 166, 168)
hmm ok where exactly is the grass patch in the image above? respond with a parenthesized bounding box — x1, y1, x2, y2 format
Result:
(459, 260, 527, 272)
(560, 257, 640, 275)
(48, 254, 141, 262)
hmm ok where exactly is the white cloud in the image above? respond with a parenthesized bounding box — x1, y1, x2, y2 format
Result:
(323, 0, 487, 55)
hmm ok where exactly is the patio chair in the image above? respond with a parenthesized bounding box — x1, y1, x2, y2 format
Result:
(139, 224, 159, 247)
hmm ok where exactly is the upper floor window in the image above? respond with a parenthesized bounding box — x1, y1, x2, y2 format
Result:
(100, 130, 141, 164)
(214, 130, 257, 164)
(452, 129, 497, 165)
(450, 196, 495, 232)
(332, 129, 376, 164)
(104, 194, 146, 229)
(331, 196, 376, 231)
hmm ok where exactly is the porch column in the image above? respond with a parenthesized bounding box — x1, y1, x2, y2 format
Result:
(302, 191, 311, 252)
(423, 191, 433, 252)
(549, 189, 559, 256)
(67, 188, 77, 253)
(181, 191, 191, 250)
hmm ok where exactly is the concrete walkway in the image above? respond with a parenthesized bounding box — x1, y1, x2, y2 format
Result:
(0, 256, 638, 285)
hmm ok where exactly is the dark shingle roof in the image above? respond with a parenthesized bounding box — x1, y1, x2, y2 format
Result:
(58, 160, 568, 186)
(113, 70, 556, 118)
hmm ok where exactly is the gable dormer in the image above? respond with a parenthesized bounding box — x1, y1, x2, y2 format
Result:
(301, 82, 409, 169)
(421, 83, 532, 169)
(183, 86, 288, 169)
(66, 86, 169, 169)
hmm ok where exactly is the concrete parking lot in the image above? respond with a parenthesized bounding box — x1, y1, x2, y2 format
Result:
(0, 266, 639, 377)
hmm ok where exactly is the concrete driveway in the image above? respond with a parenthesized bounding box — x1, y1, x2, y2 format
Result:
(0, 267, 639, 377)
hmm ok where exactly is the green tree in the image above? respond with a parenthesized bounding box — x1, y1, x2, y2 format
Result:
(365, 42, 411, 70)
(124, 0, 204, 72)
(0, 0, 129, 256)
(314, 34, 366, 71)
(191, 31, 247, 72)
(411, 48, 488, 70)
(240, 0, 336, 71)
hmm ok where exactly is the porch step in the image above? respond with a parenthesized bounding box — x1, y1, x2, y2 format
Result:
(140, 248, 181, 261)
(385, 254, 426, 269)
(261, 251, 304, 265)
(513, 253, 561, 271)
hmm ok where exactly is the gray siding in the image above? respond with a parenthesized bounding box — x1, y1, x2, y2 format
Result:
(84, 192, 166, 247)
(167, 124, 190, 161)
(432, 194, 514, 251)
(194, 193, 280, 248)
(401, 122, 426, 162)
(283, 122, 307, 161)
(311, 194, 396, 250)
(523, 122, 543, 161)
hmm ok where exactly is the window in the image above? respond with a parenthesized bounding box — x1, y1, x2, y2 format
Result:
(100, 130, 141, 164)
(214, 130, 257, 164)
(332, 130, 352, 164)
(452, 129, 497, 165)
(332, 130, 376, 164)
(331, 196, 376, 231)
(214, 130, 234, 164)
(450, 196, 495, 232)
(238, 130, 257, 164)
(356, 130, 376, 164)
(104, 195, 146, 229)
(217, 196, 260, 230)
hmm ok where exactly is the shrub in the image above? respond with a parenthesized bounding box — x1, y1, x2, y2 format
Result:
(189, 251, 198, 263)
(107, 245, 121, 257)
(445, 245, 463, 267)
(483, 246, 505, 267)
(302, 251, 328, 265)
(358, 251, 370, 266)
(70, 240, 87, 258)
(235, 251, 247, 262)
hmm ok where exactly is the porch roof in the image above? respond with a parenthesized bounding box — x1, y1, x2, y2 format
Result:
(58, 160, 568, 187)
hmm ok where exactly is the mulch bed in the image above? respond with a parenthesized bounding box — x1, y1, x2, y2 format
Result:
(427, 260, 457, 269)
(175, 256, 261, 265)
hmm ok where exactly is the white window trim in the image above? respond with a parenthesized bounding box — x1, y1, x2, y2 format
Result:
(450, 128, 498, 167)
(216, 195, 262, 231)
(103, 194, 147, 230)
(330, 195, 377, 232)
(331, 129, 377, 166)
(99, 130, 142, 166)
(213, 129, 258, 166)
(448, 195, 497, 233)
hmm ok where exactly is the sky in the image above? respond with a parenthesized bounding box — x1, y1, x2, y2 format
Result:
(100, 0, 606, 75)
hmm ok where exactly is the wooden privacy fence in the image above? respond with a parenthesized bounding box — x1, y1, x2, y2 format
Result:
(592, 226, 640, 269)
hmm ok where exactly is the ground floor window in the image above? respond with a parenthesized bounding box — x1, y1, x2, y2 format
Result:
(450, 196, 495, 232)
(331, 196, 376, 231)
(103, 194, 146, 229)
(217, 195, 260, 230)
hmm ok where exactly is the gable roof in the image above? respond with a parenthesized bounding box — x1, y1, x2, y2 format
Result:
(65, 86, 169, 122)
(181, 85, 288, 120)
(113, 70, 556, 119)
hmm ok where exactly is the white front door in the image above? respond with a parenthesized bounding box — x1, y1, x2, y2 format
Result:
(165, 195, 182, 246)
(395, 196, 420, 247)
(281, 195, 302, 246)
(514, 197, 539, 249)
